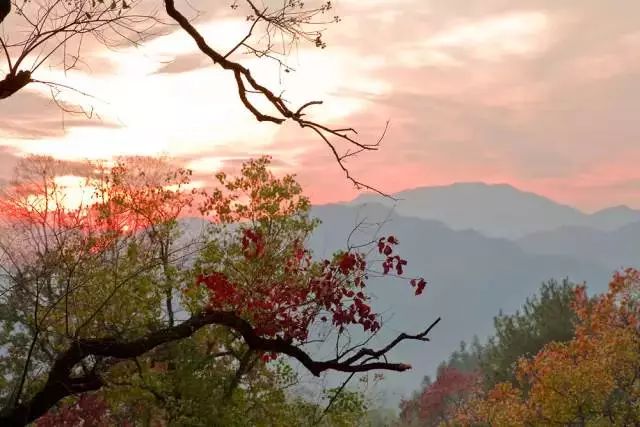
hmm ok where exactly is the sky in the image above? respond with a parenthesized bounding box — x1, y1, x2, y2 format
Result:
(1, 0, 640, 211)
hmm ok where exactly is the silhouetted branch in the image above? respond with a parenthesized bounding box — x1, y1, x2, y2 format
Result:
(0, 309, 437, 426)
(163, 0, 390, 195)
(0, 0, 158, 99)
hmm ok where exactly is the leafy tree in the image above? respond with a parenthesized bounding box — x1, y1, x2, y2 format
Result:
(480, 278, 578, 388)
(0, 155, 437, 426)
(458, 268, 640, 426)
(96, 319, 371, 426)
(399, 279, 578, 426)
(443, 339, 484, 374)
(399, 367, 480, 427)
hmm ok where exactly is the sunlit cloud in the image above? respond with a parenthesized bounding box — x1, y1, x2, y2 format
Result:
(1, 1, 640, 210)
(425, 11, 549, 60)
(186, 157, 226, 174)
(52, 175, 95, 210)
(3, 13, 384, 168)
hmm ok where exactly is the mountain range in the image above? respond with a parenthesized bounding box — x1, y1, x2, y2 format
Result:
(178, 182, 638, 403)
(352, 182, 640, 239)
(305, 183, 638, 401)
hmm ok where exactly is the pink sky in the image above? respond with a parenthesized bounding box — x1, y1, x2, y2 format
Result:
(1, 0, 640, 211)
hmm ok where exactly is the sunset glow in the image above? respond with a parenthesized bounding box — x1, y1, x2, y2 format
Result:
(1, 1, 639, 211)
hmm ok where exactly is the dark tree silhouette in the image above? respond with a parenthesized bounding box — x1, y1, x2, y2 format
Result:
(0, 0, 9, 24)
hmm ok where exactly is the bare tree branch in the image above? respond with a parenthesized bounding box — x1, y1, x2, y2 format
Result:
(0, 0, 158, 99)
(163, 0, 389, 195)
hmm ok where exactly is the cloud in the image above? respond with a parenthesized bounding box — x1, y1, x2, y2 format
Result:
(0, 91, 121, 139)
(153, 53, 210, 74)
(0, 146, 23, 185)
(424, 11, 549, 61)
(1, 0, 640, 210)
(304, 1, 640, 209)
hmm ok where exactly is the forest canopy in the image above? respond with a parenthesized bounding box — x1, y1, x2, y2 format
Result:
(0, 156, 436, 426)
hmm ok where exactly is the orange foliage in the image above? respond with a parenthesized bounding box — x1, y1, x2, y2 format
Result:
(457, 268, 640, 426)
(0, 157, 194, 256)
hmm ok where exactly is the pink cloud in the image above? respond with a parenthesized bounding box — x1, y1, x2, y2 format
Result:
(2, 1, 640, 211)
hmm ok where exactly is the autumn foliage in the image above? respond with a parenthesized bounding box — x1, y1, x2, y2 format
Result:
(400, 367, 480, 426)
(457, 268, 640, 425)
(196, 233, 410, 343)
(35, 394, 122, 427)
(0, 156, 434, 426)
(184, 158, 427, 351)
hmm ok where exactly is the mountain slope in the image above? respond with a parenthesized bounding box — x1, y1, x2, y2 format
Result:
(588, 206, 640, 231)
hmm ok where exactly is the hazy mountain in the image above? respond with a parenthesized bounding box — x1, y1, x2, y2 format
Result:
(517, 221, 640, 270)
(351, 183, 640, 239)
(174, 194, 634, 402)
(308, 203, 612, 401)
(588, 206, 640, 231)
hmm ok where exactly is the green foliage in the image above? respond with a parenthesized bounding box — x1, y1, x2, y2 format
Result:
(103, 328, 368, 427)
(442, 338, 484, 374)
(480, 278, 578, 388)
(0, 156, 385, 426)
(365, 407, 398, 427)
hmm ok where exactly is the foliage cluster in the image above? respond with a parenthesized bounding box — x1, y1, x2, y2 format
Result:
(0, 156, 429, 426)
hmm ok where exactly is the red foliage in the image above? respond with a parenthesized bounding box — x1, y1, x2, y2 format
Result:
(36, 394, 125, 427)
(379, 236, 410, 276)
(400, 367, 480, 426)
(197, 233, 427, 344)
(410, 278, 427, 295)
(242, 228, 266, 259)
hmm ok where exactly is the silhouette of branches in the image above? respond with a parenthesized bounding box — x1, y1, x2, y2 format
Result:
(0, 0, 158, 98)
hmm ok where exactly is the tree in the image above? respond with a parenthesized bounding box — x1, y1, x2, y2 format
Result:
(0, 155, 438, 426)
(479, 278, 578, 388)
(0, 0, 151, 99)
(458, 268, 640, 425)
(88, 298, 373, 426)
(398, 279, 578, 426)
(1, 1, 385, 189)
(399, 367, 480, 427)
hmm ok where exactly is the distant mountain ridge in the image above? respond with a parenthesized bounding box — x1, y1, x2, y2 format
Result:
(307, 202, 613, 401)
(327, 185, 638, 399)
(351, 182, 640, 239)
(173, 184, 637, 402)
(517, 221, 640, 270)
(588, 205, 640, 231)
